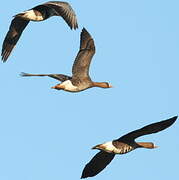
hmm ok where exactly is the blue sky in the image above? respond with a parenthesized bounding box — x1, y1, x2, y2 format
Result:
(0, 0, 179, 179)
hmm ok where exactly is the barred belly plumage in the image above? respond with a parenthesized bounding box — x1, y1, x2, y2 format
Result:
(111, 141, 135, 154)
(115, 145, 134, 154)
(100, 141, 134, 154)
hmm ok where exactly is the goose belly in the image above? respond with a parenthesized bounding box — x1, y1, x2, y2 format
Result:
(61, 80, 79, 92)
(103, 141, 134, 154)
(114, 145, 134, 154)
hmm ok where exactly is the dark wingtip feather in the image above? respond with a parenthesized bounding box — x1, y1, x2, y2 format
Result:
(81, 28, 92, 41)
(80, 173, 86, 179)
(158, 115, 178, 131)
(72, 22, 78, 30)
(73, 24, 78, 30)
(1, 42, 15, 62)
(171, 115, 178, 120)
(81, 165, 94, 179)
(81, 27, 88, 34)
(1, 57, 7, 63)
(2, 56, 8, 63)
(167, 116, 177, 124)
(81, 151, 115, 179)
(1, 50, 10, 62)
(76, 23, 79, 29)
(81, 165, 91, 179)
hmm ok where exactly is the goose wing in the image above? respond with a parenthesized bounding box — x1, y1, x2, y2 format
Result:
(118, 116, 177, 142)
(72, 28, 95, 80)
(2, 17, 29, 62)
(42, 1, 78, 29)
(81, 151, 115, 178)
(20, 72, 71, 82)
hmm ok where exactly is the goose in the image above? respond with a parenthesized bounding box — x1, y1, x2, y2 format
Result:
(2, 1, 78, 62)
(21, 28, 112, 92)
(81, 116, 177, 178)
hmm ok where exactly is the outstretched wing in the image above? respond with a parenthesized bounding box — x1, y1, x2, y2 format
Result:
(20, 72, 71, 82)
(2, 17, 29, 62)
(118, 116, 177, 142)
(81, 151, 115, 178)
(42, 1, 78, 29)
(72, 28, 95, 80)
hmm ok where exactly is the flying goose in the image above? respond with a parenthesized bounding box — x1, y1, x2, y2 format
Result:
(81, 116, 177, 178)
(2, 1, 78, 62)
(21, 28, 112, 92)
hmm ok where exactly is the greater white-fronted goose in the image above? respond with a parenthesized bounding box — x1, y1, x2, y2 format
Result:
(2, 1, 78, 62)
(21, 28, 112, 92)
(81, 116, 177, 178)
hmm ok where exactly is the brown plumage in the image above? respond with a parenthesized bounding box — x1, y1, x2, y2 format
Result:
(81, 116, 177, 178)
(2, 1, 78, 62)
(21, 28, 112, 92)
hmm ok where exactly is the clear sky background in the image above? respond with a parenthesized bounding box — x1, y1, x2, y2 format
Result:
(0, 0, 179, 180)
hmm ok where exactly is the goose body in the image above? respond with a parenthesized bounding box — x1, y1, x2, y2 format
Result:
(94, 141, 135, 154)
(55, 80, 79, 92)
(2, 1, 78, 62)
(81, 116, 177, 178)
(21, 28, 112, 93)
